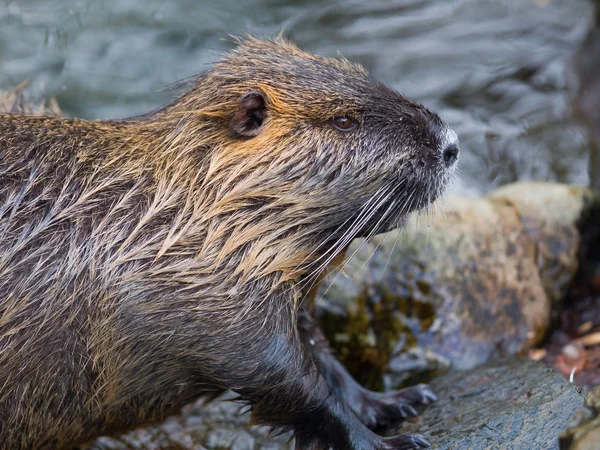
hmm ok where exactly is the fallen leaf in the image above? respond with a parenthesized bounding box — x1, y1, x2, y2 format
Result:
(577, 321, 593, 335)
(529, 348, 547, 361)
(581, 332, 600, 348)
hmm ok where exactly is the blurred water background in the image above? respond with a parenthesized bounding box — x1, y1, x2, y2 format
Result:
(0, 0, 595, 195)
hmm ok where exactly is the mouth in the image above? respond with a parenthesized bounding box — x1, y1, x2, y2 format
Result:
(354, 166, 453, 238)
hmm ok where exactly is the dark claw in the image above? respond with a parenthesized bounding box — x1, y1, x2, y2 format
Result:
(413, 435, 431, 448)
(399, 403, 418, 418)
(382, 433, 431, 450)
(349, 384, 438, 430)
(421, 388, 438, 404)
(396, 384, 438, 406)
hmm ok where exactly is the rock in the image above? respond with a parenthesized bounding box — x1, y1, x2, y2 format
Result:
(488, 183, 593, 312)
(560, 386, 600, 450)
(316, 183, 599, 390)
(393, 358, 585, 450)
(83, 393, 294, 450)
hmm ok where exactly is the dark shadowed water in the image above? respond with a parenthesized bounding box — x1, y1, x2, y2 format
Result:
(0, 0, 595, 194)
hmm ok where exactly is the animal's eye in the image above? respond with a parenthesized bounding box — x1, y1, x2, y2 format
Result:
(331, 116, 357, 132)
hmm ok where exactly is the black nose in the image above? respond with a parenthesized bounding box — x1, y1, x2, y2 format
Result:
(443, 143, 459, 167)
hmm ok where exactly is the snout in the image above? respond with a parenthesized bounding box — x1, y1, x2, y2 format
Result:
(440, 128, 459, 168)
(443, 142, 459, 167)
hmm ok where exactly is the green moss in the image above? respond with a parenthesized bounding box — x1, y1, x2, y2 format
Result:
(317, 261, 440, 391)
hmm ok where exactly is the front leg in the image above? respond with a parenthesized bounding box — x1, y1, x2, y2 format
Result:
(241, 333, 430, 450)
(298, 308, 437, 431)
(214, 291, 429, 449)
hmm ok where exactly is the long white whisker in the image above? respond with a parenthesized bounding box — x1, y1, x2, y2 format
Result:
(329, 194, 399, 291)
(377, 185, 421, 282)
(291, 184, 391, 275)
(297, 184, 396, 302)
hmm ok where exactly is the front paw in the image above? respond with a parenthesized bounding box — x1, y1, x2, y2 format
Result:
(394, 384, 437, 406)
(379, 434, 431, 450)
(353, 384, 437, 429)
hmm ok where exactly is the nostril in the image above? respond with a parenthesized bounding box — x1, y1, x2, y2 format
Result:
(443, 143, 459, 167)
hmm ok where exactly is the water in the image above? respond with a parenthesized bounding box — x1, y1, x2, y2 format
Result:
(0, 0, 594, 194)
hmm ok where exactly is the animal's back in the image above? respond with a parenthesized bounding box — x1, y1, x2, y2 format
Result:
(0, 115, 173, 448)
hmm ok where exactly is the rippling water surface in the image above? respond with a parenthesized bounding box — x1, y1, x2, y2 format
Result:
(0, 0, 594, 194)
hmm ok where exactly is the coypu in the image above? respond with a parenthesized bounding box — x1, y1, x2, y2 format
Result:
(0, 37, 458, 449)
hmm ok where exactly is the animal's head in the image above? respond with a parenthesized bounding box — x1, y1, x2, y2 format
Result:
(159, 37, 458, 278)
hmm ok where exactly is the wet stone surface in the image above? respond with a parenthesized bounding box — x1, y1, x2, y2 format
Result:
(394, 358, 585, 450)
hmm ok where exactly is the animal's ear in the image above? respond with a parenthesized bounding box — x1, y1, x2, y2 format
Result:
(230, 91, 267, 137)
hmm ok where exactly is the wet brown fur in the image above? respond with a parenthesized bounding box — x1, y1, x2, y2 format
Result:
(0, 37, 455, 449)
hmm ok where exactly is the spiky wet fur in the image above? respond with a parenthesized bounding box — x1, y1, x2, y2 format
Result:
(0, 37, 455, 449)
